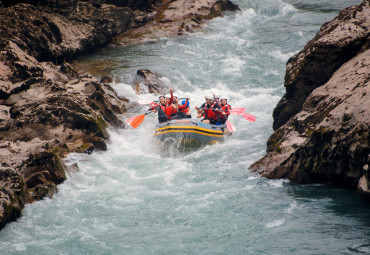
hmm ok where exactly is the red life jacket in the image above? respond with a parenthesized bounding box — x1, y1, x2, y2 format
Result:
(203, 102, 219, 120)
(161, 104, 174, 119)
(178, 102, 189, 114)
(219, 104, 231, 119)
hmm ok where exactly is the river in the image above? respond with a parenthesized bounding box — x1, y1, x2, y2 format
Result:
(1, 0, 370, 254)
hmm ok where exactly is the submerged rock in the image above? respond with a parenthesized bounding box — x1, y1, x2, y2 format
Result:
(251, 0, 370, 200)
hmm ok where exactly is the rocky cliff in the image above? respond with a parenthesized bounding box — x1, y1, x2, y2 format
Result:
(0, 0, 133, 230)
(250, 0, 370, 200)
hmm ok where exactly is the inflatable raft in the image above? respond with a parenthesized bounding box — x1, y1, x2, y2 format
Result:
(154, 119, 228, 144)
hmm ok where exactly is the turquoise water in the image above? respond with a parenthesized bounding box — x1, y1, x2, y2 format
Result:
(2, 0, 370, 254)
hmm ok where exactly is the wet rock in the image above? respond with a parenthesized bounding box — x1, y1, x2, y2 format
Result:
(0, 168, 25, 230)
(358, 155, 370, 202)
(134, 69, 169, 95)
(113, 0, 239, 45)
(100, 76, 113, 84)
(273, 0, 370, 130)
(251, 0, 370, 198)
(0, 1, 133, 62)
(0, 0, 132, 229)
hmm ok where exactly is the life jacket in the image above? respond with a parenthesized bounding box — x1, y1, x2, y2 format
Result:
(219, 104, 231, 119)
(202, 102, 219, 120)
(160, 104, 174, 119)
(178, 100, 189, 114)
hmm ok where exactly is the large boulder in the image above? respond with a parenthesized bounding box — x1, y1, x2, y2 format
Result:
(0, 0, 132, 229)
(113, 0, 239, 45)
(251, 0, 370, 200)
(0, 1, 133, 62)
(273, 0, 370, 130)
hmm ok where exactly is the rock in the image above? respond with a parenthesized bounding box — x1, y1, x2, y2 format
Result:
(100, 76, 113, 84)
(112, 0, 239, 45)
(272, 0, 370, 130)
(135, 69, 169, 95)
(358, 155, 370, 202)
(251, 0, 370, 198)
(0, 0, 133, 229)
(0, 1, 133, 62)
(0, 168, 25, 230)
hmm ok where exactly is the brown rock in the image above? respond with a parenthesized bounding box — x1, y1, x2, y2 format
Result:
(0, 0, 133, 229)
(273, 0, 370, 130)
(135, 69, 169, 95)
(113, 0, 239, 45)
(251, 48, 370, 188)
(100, 76, 113, 84)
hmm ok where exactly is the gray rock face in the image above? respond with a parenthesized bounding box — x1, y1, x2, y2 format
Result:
(0, 1, 133, 62)
(135, 69, 169, 95)
(273, 0, 370, 130)
(251, 0, 370, 200)
(113, 0, 239, 45)
(0, 0, 132, 229)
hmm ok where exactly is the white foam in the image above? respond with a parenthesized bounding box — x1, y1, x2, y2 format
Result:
(280, 2, 298, 16)
(268, 50, 296, 62)
(14, 243, 26, 251)
(285, 201, 298, 214)
(220, 56, 245, 74)
(265, 218, 285, 228)
(268, 179, 290, 188)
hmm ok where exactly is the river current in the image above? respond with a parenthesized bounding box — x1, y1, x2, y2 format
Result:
(2, 0, 370, 254)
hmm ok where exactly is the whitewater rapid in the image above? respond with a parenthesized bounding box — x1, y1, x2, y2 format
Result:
(1, 0, 369, 254)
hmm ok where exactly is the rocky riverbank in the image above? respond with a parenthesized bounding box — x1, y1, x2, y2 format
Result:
(0, 0, 238, 230)
(250, 0, 370, 201)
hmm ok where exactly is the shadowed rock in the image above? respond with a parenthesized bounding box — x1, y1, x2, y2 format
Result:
(134, 69, 169, 95)
(0, 0, 132, 229)
(273, 0, 370, 130)
(251, 0, 370, 201)
(112, 0, 239, 45)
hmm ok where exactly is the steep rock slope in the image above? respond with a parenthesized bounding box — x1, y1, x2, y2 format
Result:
(250, 0, 370, 200)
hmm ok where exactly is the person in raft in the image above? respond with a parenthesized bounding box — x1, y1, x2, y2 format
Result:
(213, 94, 220, 104)
(195, 95, 221, 124)
(177, 98, 191, 118)
(149, 88, 177, 123)
(216, 96, 231, 124)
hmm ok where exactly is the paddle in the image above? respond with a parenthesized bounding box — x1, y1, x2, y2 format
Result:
(127, 111, 152, 129)
(126, 115, 137, 125)
(242, 113, 256, 122)
(229, 108, 245, 114)
(226, 120, 236, 133)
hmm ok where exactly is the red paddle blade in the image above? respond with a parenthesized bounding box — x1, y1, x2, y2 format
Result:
(130, 114, 146, 128)
(243, 113, 256, 122)
(226, 120, 236, 133)
(230, 108, 245, 113)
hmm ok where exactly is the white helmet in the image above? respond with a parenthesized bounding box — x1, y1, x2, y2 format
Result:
(220, 96, 227, 101)
(214, 95, 220, 99)
(173, 94, 178, 98)
(165, 94, 171, 98)
(205, 95, 213, 100)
